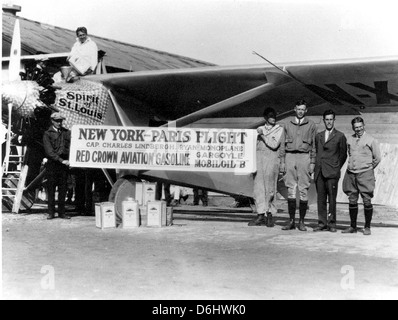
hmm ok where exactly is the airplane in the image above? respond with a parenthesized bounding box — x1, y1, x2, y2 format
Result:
(3, 17, 398, 216)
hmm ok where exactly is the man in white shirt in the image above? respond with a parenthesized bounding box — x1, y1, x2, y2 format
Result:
(67, 27, 98, 81)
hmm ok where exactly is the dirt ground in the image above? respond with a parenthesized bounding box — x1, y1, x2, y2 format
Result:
(2, 197, 398, 300)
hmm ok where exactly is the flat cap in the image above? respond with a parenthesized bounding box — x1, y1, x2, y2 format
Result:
(50, 112, 65, 120)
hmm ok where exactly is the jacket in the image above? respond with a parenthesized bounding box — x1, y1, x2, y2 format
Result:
(314, 129, 347, 180)
(43, 126, 71, 164)
(279, 117, 317, 164)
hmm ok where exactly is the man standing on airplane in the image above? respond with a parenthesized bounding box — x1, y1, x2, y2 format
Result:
(313, 110, 347, 233)
(67, 27, 98, 82)
(342, 117, 381, 236)
(279, 100, 317, 231)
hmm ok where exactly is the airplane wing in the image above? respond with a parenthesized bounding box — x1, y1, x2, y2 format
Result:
(88, 56, 398, 128)
(84, 56, 398, 198)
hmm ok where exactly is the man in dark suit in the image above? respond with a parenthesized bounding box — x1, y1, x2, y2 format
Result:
(313, 110, 347, 232)
(43, 112, 71, 220)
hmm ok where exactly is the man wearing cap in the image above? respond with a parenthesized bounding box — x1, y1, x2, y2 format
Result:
(43, 113, 71, 220)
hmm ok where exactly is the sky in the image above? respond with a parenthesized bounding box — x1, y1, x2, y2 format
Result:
(3, 0, 398, 65)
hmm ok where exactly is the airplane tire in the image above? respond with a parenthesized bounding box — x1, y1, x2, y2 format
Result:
(108, 175, 141, 225)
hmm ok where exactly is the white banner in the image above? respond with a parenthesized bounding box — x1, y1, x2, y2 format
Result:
(70, 125, 257, 173)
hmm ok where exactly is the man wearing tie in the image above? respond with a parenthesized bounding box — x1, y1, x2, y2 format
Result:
(279, 100, 317, 231)
(313, 110, 347, 232)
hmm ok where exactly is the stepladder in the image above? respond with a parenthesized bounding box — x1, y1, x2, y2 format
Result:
(2, 104, 37, 214)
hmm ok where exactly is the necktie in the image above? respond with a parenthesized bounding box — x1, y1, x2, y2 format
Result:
(325, 131, 329, 142)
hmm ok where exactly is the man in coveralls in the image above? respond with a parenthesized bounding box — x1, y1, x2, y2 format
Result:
(249, 107, 284, 227)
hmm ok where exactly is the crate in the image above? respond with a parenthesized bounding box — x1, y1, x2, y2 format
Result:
(95, 202, 116, 229)
(121, 199, 140, 228)
(135, 182, 157, 205)
(147, 201, 167, 227)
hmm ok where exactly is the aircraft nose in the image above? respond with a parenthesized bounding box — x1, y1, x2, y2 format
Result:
(2, 80, 43, 118)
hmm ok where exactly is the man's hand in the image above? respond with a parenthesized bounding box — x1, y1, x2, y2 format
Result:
(309, 163, 315, 174)
(257, 127, 263, 135)
(84, 68, 93, 76)
(62, 160, 70, 166)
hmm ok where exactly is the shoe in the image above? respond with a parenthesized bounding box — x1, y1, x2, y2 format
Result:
(298, 220, 307, 232)
(342, 227, 357, 234)
(328, 227, 337, 233)
(313, 226, 328, 232)
(59, 214, 71, 220)
(47, 215, 55, 220)
(266, 213, 274, 228)
(363, 228, 371, 236)
(281, 220, 296, 230)
(248, 214, 266, 226)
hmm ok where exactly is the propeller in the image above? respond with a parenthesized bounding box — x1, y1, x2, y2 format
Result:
(8, 18, 21, 82)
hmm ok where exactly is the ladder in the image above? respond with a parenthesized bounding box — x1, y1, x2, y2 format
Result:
(2, 103, 35, 214)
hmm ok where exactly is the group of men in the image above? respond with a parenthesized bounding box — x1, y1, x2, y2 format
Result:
(42, 27, 381, 233)
(250, 100, 381, 236)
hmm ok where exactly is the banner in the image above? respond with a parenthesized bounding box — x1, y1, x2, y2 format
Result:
(70, 125, 257, 173)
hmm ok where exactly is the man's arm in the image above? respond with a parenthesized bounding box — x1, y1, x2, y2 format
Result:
(371, 138, 381, 169)
(309, 122, 317, 174)
(339, 133, 348, 168)
(279, 124, 286, 173)
(259, 126, 284, 150)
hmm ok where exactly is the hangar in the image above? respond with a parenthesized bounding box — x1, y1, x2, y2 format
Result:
(2, 4, 214, 76)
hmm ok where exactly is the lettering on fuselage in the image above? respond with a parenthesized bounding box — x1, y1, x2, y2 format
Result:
(306, 81, 398, 106)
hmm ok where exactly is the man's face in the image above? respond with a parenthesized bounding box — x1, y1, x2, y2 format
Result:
(52, 119, 63, 129)
(353, 122, 365, 137)
(323, 114, 335, 131)
(295, 104, 307, 119)
(77, 31, 88, 43)
(265, 116, 276, 126)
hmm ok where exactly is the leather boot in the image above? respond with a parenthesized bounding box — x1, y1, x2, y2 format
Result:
(266, 212, 274, 228)
(298, 200, 308, 231)
(349, 204, 358, 229)
(364, 204, 373, 235)
(248, 213, 266, 226)
(364, 204, 373, 229)
(342, 204, 358, 233)
(282, 199, 296, 230)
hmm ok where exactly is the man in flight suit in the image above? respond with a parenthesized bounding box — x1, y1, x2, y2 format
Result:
(279, 100, 317, 231)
